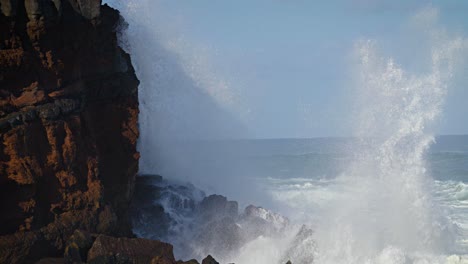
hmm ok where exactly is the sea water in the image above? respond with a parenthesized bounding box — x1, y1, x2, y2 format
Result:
(156, 136, 468, 263)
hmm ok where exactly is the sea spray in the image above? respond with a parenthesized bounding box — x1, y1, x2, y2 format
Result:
(105, 1, 468, 263)
(311, 35, 463, 263)
(106, 0, 247, 184)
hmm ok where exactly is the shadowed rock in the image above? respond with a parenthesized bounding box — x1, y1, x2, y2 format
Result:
(87, 235, 175, 264)
(201, 255, 219, 264)
(0, 0, 139, 263)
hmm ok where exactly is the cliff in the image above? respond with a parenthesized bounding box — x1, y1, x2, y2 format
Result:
(0, 0, 139, 262)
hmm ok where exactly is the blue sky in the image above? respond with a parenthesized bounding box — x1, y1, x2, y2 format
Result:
(110, 0, 468, 138)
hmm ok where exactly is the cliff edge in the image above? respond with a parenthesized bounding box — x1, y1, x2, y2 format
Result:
(0, 0, 139, 262)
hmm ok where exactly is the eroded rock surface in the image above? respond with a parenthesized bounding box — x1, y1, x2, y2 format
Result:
(0, 1, 139, 262)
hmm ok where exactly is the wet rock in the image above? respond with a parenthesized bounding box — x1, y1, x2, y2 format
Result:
(239, 205, 289, 240)
(198, 195, 238, 221)
(195, 216, 242, 257)
(281, 225, 316, 264)
(201, 255, 219, 264)
(243, 205, 289, 230)
(87, 235, 175, 264)
(130, 175, 172, 239)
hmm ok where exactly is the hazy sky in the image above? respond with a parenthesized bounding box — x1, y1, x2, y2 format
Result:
(110, 0, 468, 138)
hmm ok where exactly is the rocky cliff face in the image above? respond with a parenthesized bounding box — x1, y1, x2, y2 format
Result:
(0, 0, 139, 262)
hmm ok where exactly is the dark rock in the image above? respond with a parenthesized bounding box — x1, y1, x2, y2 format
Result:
(64, 230, 94, 263)
(201, 255, 219, 264)
(77, 0, 101, 20)
(0, 0, 17, 17)
(198, 195, 238, 221)
(195, 216, 242, 259)
(87, 235, 175, 264)
(0, 0, 139, 263)
(35, 258, 65, 264)
(130, 175, 172, 239)
(176, 259, 199, 264)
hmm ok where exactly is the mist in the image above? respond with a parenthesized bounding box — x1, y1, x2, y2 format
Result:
(104, 0, 468, 263)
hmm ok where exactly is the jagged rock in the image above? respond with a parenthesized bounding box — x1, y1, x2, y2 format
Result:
(198, 194, 238, 221)
(195, 216, 242, 257)
(130, 177, 296, 261)
(281, 225, 316, 264)
(87, 235, 175, 264)
(201, 255, 219, 264)
(0, 0, 139, 263)
(239, 205, 289, 240)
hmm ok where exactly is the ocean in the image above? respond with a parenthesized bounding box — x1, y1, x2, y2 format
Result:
(140, 136, 468, 263)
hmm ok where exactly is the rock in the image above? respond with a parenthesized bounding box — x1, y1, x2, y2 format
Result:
(0, 0, 17, 17)
(195, 217, 242, 258)
(130, 175, 172, 239)
(77, 0, 101, 20)
(0, 0, 139, 263)
(239, 205, 289, 240)
(201, 255, 219, 264)
(281, 225, 316, 264)
(198, 195, 238, 221)
(87, 235, 175, 264)
(243, 205, 289, 230)
(35, 258, 64, 264)
(176, 259, 199, 264)
(64, 230, 94, 263)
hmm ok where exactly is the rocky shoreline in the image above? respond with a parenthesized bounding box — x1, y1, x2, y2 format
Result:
(130, 175, 314, 264)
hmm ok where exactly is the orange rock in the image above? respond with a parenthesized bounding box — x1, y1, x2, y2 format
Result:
(11, 82, 46, 108)
(0, 1, 140, 263)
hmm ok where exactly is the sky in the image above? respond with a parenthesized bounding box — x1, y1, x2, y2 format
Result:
(108, 0, 468, 139)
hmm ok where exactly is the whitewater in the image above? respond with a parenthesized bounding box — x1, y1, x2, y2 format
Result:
(106, 1, 468, 263)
